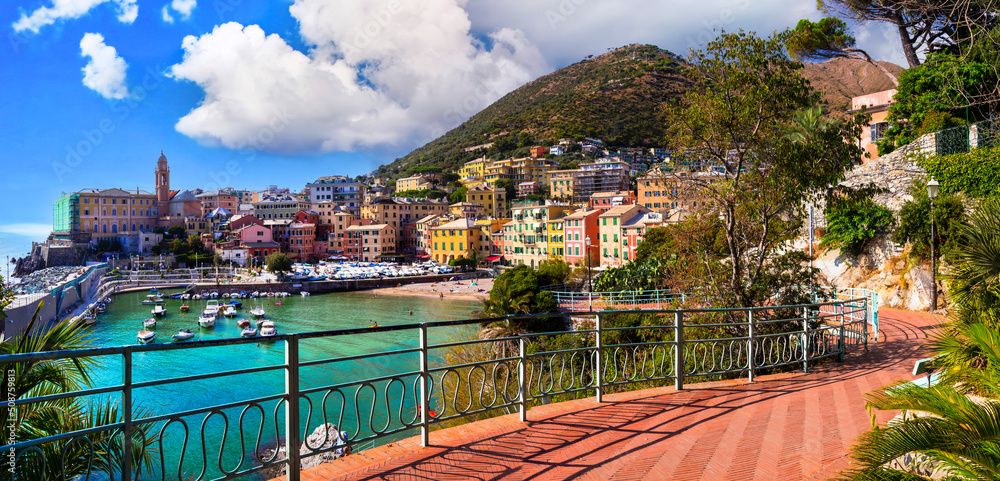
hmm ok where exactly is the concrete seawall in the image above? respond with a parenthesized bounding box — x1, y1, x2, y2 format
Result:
(4, 265, 107, 337)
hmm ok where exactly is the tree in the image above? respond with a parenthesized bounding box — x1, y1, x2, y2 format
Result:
(449, 186, 468, 204)
(265, 252, 293, 276)
(153, 226, 165, 235)
(816, 0, 961, 68)
(821, 186, 895, 256)
(537, 259, 572, 286)
(667, 30, 866, 311)
(786, 17, 898, 85)
(784, 105, 836, 145)
(188, 233, 204, 252)
(166, 226, 185, 238)
(892, 180, 967, 259)
(481, 265, 560, 334)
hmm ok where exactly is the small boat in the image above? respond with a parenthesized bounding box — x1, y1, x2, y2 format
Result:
(241, 327, 258, 337)
(259, 321, 277, 337)
(229, 300, 242, 308)
(250, 291, 259, 298)
(143, 318, 157, 328)
(301, 291, 310, 297)
(140, 295, 158, 305)
(256, 318, 265, 329)
(180, 304, 190, 312)
(198, 316, 216, 328)
(237, 319, 251, 328)
(223, 306, 238, 318)
(274, 302, 282, 306)
(203, 300, 220, 317)
(152, 305, 167, 317)
(192, 294, 202, 300)
(82, 310, 97, 326)
(95, 303, 107, 314)
(209, 292, 219, 299)
(172, 329, 195, 341)
(137, 330, 156, 344)
(222, 293, 230, 299)
(251, 306, 265, 318)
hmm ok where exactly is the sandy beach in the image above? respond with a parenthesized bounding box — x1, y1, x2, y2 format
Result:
(368, 277, 493, 302)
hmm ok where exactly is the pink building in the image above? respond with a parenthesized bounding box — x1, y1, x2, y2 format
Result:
(563, 209, 601, 266)
(288, 222, 316, 261)
(622, 212, 665, 262)
(590, 191, 636, 212)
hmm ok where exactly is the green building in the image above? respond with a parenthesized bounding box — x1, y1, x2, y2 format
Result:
(52, 192, 80, 237)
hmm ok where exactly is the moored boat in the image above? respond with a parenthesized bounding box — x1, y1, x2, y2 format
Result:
(143, 318, 157, 329)
(152, 305, 167, 317)
(198, 315, 216, 328)
(172, 329, 195, 341)
(137, 330, 156, 344)
(223, 306, 238, 318)
(251, 306, 265, 318)
(237, 319, 250, 328)
(180, 303, 190, 312)
(240, 327, 258, 337)
(259, 321, 277, 337)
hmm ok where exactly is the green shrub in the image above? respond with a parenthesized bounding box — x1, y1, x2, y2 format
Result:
(892, 181, 967, 259)
(920, 145, 1000, 199)
(822, 188, 895, 256)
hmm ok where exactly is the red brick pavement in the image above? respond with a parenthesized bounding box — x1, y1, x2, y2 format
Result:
(287, 308, 940, 481)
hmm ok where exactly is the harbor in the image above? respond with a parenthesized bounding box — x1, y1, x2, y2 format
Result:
(79, 286, 482, 479)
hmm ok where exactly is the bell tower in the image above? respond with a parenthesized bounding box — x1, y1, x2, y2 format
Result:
(156, 150, 170, 205)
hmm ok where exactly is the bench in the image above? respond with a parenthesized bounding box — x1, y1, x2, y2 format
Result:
(887, 356, 943, 393)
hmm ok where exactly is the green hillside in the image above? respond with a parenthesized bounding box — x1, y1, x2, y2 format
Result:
(375, 44, 689, 178)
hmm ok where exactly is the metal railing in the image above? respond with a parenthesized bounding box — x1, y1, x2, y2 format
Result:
(545, 285, 881, 342)
(2, 297, 870, 481)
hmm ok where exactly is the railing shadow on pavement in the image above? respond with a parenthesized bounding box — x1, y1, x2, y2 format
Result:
(1, 294, 873, 481)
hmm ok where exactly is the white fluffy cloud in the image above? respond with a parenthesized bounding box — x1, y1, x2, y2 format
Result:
(162, 0, 195, 23)
(80, 33, 130, 99)
(13, 0, 137, 33)
(168, 0, 549, 154)
(464, 0, 908, 67)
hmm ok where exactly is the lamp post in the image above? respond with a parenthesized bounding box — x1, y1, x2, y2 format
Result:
(927, 178, 939, 312)
(585, 235, 592, 293)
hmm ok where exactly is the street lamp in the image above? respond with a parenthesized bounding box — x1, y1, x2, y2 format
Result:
(927, 178, 939, 312)
(585, 235, 592, 294)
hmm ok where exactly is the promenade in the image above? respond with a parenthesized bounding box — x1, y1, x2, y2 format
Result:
(290, 308, 939, 481)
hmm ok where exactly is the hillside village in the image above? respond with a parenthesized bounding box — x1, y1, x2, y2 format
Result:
(32, 84, 906, 279)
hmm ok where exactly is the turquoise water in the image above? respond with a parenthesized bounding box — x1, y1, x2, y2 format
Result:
(81, 289, 481, 479)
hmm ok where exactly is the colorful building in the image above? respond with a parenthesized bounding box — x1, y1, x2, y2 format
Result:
(622, 212, 666, 262)
(197, 190, 238, 217)
(598, 205, 646, 268)
(459, 158, 488, 185)
(465, 184, 507, 219)
(345, 223, 395, 262)
(252, 194, 301, 220)
(590, 191, 637, 212)
(57, 188, 159, 242)
(502, 203, 575, 268)
(430, 218, 487, 264)
(563, 209, 601, 266)
(395, 175, 433, 192)
(305, 176, 365, 216)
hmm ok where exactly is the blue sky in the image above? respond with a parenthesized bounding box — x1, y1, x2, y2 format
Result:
(0, 0, 906, 250)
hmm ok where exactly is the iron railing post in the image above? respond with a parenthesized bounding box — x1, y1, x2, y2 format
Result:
(121, 347, 133, 479)
(747, 311, 755, 382)
(419, 323, 430, 447)
(675, 312, 684, 390)
(595, 314, 603, 402)
(802, 306, 809, 373)
(518, 335, 528, 422)
(285, 334, 301, 480)
(838, 303, 845, 362)
(863, 298, 869, 352)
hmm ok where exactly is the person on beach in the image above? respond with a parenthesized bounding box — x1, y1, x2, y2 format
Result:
(409, 310, 413, 315)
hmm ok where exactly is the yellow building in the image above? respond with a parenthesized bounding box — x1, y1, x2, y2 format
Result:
(395, 175, 433, 192)
(465, 184, 507, 219)
(501, 203, 575, 268)
(459, 158, 487, 183)
(430, 218, 485, 264)
(483, 157, 556, 186)
(546, 216, 566, 259)
(549, 170, 578, 201)
(68, 188, 160, 240)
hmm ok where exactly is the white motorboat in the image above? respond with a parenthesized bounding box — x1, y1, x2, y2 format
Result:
(250, 291, 259, 298)
(82, 310, 97, 326)
(223, 306, 238, 318)
(152, 305, 166, 317)
(198, 315, 216, 328)
(172, 329, 195, 341)
(143, 318, 157, 329)
(259, 321, 277, 337)
(300, 291, 310, 297)
(222, 293, 230, 299)
(251, 306, 266, 318)
(203, 300, 220, 318)
(140, 295, 158, 305)
(137, 330, 156, 344)
(240, 327, 258, 337)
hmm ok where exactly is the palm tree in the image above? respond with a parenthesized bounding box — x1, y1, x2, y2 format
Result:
(841, 199, 1000, 479)
(0, 303, 157, 481)
(843, 323, 1000, 480)
(784, 106, 835, 144)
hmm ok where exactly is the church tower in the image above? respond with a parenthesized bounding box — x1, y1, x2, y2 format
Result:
(156, 150, 170, 205)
